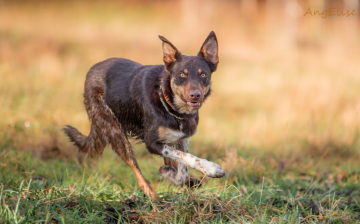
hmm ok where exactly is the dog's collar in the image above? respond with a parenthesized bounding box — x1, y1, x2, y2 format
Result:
(160, 85, 175, 109)
(159, 85, 183, 120)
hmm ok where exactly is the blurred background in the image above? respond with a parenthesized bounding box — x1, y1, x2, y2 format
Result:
(1, 0, 360, 182)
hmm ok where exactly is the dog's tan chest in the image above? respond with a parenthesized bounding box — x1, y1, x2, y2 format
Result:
(158, 126, 186, 144)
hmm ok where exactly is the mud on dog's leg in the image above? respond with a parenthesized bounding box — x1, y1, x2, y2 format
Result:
(111, 134, 158, 200)
(99, 113, 157, 200)
(79, 90, 158, 199)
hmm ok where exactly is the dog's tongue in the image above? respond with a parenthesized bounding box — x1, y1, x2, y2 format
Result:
(187, 102, 200, 108)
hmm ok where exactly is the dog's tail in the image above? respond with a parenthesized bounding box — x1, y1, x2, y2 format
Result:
(63, 125, 105, 157)
(63, 125, 87, 150)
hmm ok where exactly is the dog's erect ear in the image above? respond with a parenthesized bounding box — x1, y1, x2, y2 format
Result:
(159, 35, 182, 70)
(198, 31, 219, 71)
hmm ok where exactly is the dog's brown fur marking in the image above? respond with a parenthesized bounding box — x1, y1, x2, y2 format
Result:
(162, 43, 177, 64)
(158, 126, 185, 144)
(201, 83, 211, 97)
(170, 78, 198, 114)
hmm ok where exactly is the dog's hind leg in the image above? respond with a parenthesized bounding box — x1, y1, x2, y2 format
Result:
(109, 130, 158, 200)
(65, 86, 157, 199)
(93, 112, 157, 199)
(92, 106, 158, 200)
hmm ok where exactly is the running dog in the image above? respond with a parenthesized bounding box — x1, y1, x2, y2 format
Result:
(63, 31, 225, 199)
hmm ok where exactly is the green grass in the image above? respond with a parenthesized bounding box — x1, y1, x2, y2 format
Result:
(1, 146, 359, 223)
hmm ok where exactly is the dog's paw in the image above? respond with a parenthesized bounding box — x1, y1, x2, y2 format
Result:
(159, 165, 177, 179)
(159, 165, 184, 185)
(197, 159, 225, 178)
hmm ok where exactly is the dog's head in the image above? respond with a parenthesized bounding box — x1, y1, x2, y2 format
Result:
(159, 31, 219, 114)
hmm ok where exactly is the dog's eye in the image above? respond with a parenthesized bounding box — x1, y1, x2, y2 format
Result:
(180, 73, 186, 77)
(200, 73, 206, 78)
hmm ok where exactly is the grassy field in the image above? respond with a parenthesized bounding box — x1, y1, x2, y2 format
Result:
(1, 1, 360, 223)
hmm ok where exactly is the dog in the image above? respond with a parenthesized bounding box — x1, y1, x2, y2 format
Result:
(63, 31, 225, 199)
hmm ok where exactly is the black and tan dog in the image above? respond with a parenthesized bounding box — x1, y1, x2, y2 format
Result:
(63, 31, 225, 199)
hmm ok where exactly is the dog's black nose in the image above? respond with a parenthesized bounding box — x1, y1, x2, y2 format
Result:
(189, 90, 201, 100)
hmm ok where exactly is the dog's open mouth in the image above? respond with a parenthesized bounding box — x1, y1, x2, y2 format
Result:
(179, 95, 201, 109)
(187, 102, 201, 108)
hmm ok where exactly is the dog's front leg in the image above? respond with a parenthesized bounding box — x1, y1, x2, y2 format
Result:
(150, 141, 225, 178)
(165, 145, 225, 178)
(159, 139, 190, 186)
(176, 139, 190, 183)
